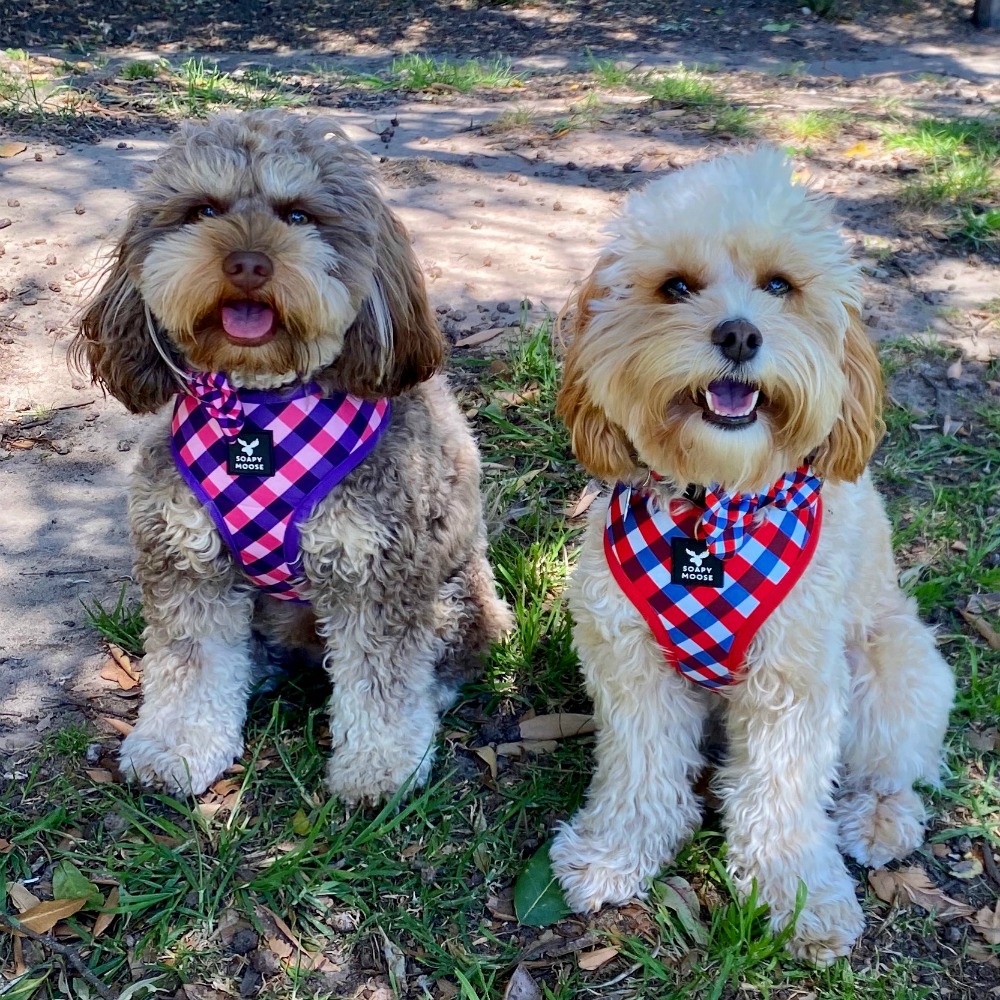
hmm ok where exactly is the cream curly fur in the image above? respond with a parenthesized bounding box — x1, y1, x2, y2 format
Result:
(550, 148, 954, 964)
(73, 111, 511, 802)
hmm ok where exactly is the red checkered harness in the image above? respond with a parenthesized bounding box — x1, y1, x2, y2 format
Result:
(171, 372, 389, 603)
(604, 466, 823, 689)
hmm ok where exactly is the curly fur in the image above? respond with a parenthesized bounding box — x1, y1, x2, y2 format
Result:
(72, 111, 510, 802)
(549, 148, 954, 964)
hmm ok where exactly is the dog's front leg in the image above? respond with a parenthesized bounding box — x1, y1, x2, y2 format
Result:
(318, 598, 444, 806)
(120, 471, 256, 796)
(550, 615, 711, 913)
(719, 640, 864, 966)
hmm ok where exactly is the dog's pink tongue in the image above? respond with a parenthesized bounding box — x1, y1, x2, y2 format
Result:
(706, 379, 758, 417)
(221, 301, 273, 340)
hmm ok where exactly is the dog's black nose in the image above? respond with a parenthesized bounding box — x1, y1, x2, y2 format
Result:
(224, 251, 274, 291)
(711, 319, 762, 364)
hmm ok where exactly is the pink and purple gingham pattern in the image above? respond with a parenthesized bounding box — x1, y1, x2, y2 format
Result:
(171, 373, 390, 603)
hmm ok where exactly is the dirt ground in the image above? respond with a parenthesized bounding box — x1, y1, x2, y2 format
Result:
(0, 3, 998, 746)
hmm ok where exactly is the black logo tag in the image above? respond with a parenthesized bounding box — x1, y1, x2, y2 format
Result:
(671, 537, 724, 588)
(226, 428, 274, 476)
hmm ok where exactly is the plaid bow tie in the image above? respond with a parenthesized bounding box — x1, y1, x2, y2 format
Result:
(700, 465, 822, 558)
(185, 371, 244, 438)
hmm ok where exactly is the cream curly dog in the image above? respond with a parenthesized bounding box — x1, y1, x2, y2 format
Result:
(73, 111, 510, 804)
(549, 148, 954, 963)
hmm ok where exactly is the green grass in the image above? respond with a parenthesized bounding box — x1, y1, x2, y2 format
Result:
(82, 584, 146, 656)
(391, 55, 520, 93)
(4, 333, 1000, 998)
(162, 58, 302, 115)
(779, 109, 850, 143)
(643, 65, 724, 108)
(711, 105, 760, 138)
(120, 60, 157, 81)
(885, 117, 1000, 245)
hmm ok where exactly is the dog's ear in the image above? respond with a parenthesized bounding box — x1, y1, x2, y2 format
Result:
(329, 206, 444, 398)
(812, 305, 885, 482)
(71, 213, 178, 414)
(556, 260, 636, 481)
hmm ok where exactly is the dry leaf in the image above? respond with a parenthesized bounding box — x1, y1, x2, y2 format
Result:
(495, 739, 560, 757)
(567, 483, 602, 519)
(972, 902, 1000, 945)
(92, 886, 119, 940)
(486, 889, 517, 922)
(868, 866, 974, 920)
(13, 897, 90, 935)
(494, 387, 540, 406)
(959, 609, 1000, 651)
(0, 838, 13, 854)
(578, 946, 619, 971)
(946, 359, 963, 381)
(519, 713, 596, 741)
(967, 937, 1000, 966)
(84, 769, 114, 784)
(12, 934, 25, 975)
(108, 644, 140, 680)
(0, 142, 27, 158)
(266, 935, 294, 960)
(503, 964, 542, 1000)
(209, 777, 241, 797)
(379, 927, 407, 985)
(455, 327, 506, 347)
(8, 883, 40, 913)
(843, 141, 871, 158)
(474, 745, 498, 779)
(967, 727, 1000, 753)
(942, 416, 964, 437)
(99, 661, 138, 690)
(950, 858, 984, 880)
(100, 716, 134, 737)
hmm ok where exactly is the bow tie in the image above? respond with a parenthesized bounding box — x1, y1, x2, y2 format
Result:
(699, 465, 822, 558)
(185, 371, 244, 437)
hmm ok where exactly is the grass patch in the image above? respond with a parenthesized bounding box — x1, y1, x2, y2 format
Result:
(120, 60, 158, 81)
(162, 58, 303, 115)
(885, 117, 1000, 245)
(779, 109, 850, 143)
(3, 331, 998, 998)
(642, 65, 723, 108)
(392, 55, 520, 93)
(711, 105, 760, 138)
(82, 584, 146, 656)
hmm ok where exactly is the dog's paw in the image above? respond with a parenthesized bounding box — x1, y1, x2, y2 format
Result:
(120, 726, 242, 796)
(325, 739, 435, 806)
(757, 868, 864, 966)
(549, 823, 659, 913)
(785, 886, 866, 966)
(837, 788, 926, 869)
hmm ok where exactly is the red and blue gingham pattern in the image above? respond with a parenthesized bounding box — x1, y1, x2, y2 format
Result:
(702, 467, 822, 558)
(605, 467, 822, 689)
(171, 374, 390, 603)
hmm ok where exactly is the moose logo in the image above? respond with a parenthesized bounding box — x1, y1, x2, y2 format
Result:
(227, 428, 274, 476)
(671, 538, 724, 588)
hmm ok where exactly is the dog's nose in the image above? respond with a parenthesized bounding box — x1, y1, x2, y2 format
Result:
(711, 319, 762, 364)
(223, 251, 274, 291)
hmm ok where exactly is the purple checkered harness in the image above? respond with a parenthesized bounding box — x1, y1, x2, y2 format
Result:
(604, 465, 823, 689)
(170, 371, 390, 603)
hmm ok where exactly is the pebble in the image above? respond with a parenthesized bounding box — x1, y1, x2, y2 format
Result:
(117, 440, 132, 452)
(449, 310, 466, 322)
(0, 219, 11, 230)
(20, 293, 38, 306)
(45, 254, 56, 265)
(51, 439, 71, 455)
(496, 301, 512, 314)
(74, 204, 86, 215)
(85, 743, 102, 764)
(6, 199, 18, 208)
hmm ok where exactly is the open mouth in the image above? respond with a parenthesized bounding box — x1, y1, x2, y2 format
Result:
(220, 300, 276, 346)
(696, 379, 762, 428)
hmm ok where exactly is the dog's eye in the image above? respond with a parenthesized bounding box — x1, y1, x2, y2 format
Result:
(659, 277, 693, 302)
(762, 276, 792, 297)
(186, 204, 220, 223)
(284, 209, 311, 226)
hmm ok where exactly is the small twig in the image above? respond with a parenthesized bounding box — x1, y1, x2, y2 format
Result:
(981, 838, 1000, 889)
(0, 913, 116, 999)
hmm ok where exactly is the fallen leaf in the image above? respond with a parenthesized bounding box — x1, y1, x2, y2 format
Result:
(966, 593, 1000, 614)
(494, 387, 540, 406)
(567, 483, 602, 519)
(0, 142, 27, 158)
(108, 643, 140, 680)
(84, 769, 114, 783)
(52, 860, 101, 905)
(966, 937, 1000, 965)
(503, 964, 542, 1000)
(496, 739, 560, 757)
(578, 945, 619, 971)
(12, 897, 90, 935)
(868, 866, 974, 920)
(959, 609, 1000, 651)
(514, 843, 571, 927)
(653, 876, 708, 944)
(8, 883, 40, 913)
(0, 838, 13, 854)
(843, 141, 871, 158)
(379, 927, 407, 986)
(972, 902, 1000, 945)
(951, 858, 984, 879)
(967, 727, 1000, 753)
(519, 713, 596, 741)
(942, 416, 964, 437)
(99, 661, 138, 690)
(291, 808, 312, 836)
(92, 886, 119, 940)
(455, 327, 505, 347)
(486, 889, 517, 922)
(474, 745, 498, 779)
(100, 716, 134, 737)
(210, 777, 241, 797)
(762, 21, 793, 30)
(946, 359, 963, 381)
